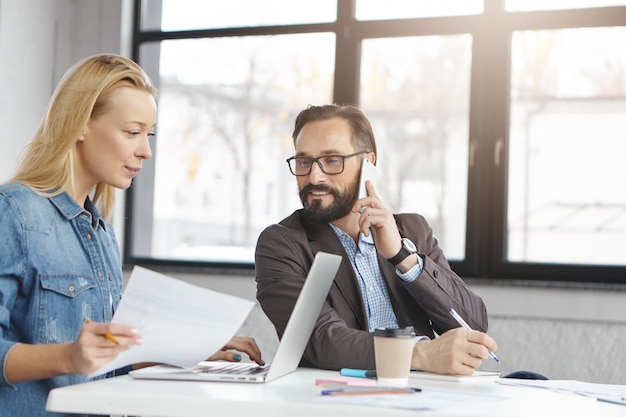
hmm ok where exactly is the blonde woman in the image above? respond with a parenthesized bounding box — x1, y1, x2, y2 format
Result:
(0, 54, 262, 416)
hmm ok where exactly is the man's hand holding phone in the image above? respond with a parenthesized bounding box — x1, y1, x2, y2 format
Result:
(354, 157, 406, 262)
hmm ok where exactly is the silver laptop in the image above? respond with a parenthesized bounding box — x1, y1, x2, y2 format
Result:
(129, 251, 342, 384)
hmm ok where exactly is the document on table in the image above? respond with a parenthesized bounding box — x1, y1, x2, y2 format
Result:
(316, 388, 509, 411)
(89, 266, 254, 377)
(497, 379, 626, 398)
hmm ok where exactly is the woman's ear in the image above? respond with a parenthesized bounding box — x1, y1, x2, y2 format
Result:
(77, 127, 88, 142)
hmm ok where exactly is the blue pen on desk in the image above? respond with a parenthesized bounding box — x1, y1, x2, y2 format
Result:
(321, 387, 420, 396)
(449, 308, 500, 364)
(340, 368, 377, 378)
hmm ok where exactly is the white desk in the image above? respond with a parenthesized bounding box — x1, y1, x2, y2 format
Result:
(46, 368, 626, 417)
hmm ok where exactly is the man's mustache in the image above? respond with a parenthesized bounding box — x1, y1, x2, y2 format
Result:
(299, 184, 339, 201)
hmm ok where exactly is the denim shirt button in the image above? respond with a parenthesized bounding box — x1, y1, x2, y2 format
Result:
(68, 284, 75, 293)
(108, 275, 113, 281)
(86, 233, 92, 240)
(98, 270, 103, 278)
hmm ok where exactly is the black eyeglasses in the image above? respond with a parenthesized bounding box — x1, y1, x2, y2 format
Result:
(286, 151, 367, 176)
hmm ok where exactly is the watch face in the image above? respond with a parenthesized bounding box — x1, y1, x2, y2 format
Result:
(402, 238, 417, 253)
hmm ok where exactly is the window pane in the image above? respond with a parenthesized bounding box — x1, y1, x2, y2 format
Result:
(508, 28, 626, 265)
(133, 34, 335, 262)
(356, 0, 483, 20)
(506, 0, 626, 12)
(360, 35, 472, 261)
(140, 0, 337, 31)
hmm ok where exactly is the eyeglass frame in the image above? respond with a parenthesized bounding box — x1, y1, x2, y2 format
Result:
(285, 151, 369, 176)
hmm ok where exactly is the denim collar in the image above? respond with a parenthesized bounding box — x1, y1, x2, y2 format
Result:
(49, 192, 107, 230)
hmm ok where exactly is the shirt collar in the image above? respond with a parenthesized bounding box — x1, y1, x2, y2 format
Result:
(49, 192, 107, 230)
(329, 223, 375, 249)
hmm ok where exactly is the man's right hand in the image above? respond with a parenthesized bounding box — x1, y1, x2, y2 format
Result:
(410, 328, 498, 375)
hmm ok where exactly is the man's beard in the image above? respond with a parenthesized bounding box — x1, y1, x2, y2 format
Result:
(299, 179, 359, 224)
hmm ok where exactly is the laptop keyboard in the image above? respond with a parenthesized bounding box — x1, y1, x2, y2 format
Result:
(192, 363, 268, 376)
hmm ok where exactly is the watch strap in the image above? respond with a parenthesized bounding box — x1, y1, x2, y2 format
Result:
(387, 245, 412, 266)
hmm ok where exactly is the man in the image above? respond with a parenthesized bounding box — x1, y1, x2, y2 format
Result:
(255, 104, 497, 375)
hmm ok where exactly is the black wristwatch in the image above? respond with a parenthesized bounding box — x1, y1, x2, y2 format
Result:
(387, 238, 417, 267)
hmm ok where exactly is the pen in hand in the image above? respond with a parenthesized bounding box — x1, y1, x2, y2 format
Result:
(449, 308, 500, 363)
(84, 318, 119, 345)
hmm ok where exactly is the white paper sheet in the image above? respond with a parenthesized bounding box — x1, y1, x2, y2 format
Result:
(315, 388, 509, 411)
(497, 379, 626, 398)
(410, 370, 501, 383)
(89, 266, 254, 377)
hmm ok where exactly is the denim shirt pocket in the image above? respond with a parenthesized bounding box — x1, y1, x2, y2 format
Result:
(38, 274, 98, 344)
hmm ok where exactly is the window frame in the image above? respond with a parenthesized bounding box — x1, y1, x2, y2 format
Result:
(125, 0, 626, 284)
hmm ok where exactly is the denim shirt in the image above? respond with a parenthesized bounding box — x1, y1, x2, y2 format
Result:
(0, 182, 124, 417)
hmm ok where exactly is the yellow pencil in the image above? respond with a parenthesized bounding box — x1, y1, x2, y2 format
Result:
(84, 318, 119, 345)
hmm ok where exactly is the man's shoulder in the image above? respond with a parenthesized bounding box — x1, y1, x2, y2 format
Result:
(261, 210, 306, 232)
(257, 209, 341, 252)
(257, 210, 305, 242)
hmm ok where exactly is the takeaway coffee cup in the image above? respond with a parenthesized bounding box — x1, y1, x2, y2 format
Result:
(373, 327, 415, 387)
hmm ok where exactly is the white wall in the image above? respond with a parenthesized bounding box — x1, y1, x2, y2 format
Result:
(0, 0, 130, 238)
(2, 0, 626, 385)
(0, 0, 55, 182)
(0, 0, 127, 182)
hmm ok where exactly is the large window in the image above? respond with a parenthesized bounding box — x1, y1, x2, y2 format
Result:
(508, 27, 626, 266)
(136, 34, 335, 263)
(127, 0, 626, 284)
(360, 35, 473, 260)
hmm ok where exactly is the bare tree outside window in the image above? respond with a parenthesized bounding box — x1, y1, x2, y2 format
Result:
(146, 35, 335, 261)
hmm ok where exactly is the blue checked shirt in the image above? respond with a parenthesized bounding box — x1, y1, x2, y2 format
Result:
(330, 224, 424, 332)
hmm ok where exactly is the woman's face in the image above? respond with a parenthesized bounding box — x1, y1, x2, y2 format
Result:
(76, 87, 156, 198)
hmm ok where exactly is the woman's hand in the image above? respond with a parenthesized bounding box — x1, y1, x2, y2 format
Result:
(5, 321, 142, 383)
(66, 320, 142, 375)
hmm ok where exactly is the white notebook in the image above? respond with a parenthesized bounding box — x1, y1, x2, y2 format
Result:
(410, 370, 501, 383)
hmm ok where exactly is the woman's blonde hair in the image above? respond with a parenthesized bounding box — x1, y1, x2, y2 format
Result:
(11, 53, 157, 219)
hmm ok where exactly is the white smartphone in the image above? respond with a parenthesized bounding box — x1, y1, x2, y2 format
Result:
(358, 157, 378, 199)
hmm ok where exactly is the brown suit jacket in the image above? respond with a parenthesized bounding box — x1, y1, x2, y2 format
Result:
(255, 210, 488, 370)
